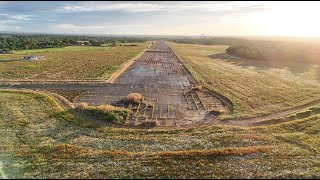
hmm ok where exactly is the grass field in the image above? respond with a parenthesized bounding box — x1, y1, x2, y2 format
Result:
(0, 43, 149, 80)
(168, 42, 320, 119)
(1, 89, 320, 178)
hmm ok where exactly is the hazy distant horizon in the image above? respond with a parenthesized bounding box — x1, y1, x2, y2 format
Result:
(3, 30, 320, 41)
(1, 1, 319, 37)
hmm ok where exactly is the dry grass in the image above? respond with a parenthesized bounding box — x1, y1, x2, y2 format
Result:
(168, 42, 320, 119)
(127, 93, 143, 104)
(96, 104, 119, 113)
(77, 103, 127, 113)
(2, 90, 320, 178)
(192, 85, 203, 91)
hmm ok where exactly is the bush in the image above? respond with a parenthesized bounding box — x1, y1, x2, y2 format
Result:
(140, 121, 160, 127)
(76, 102, 126, 124)
(127, 93, 143, 104)
(226, 45, 265, 60)
(105, 112, 120, 123)
(209, 107, 227, 115)
(77, 102, 89, 111)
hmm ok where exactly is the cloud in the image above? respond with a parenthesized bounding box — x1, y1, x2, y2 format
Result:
(57, 3, 160, 13)
(11, 14, 32, 20)
(56, 1, 269, 14)
(53, 23, 149, 30)
(0, 20, 22, 30)
(0, 13, 32, 21)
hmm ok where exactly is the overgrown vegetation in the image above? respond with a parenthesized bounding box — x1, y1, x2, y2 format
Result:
(76, 102, 128, 123)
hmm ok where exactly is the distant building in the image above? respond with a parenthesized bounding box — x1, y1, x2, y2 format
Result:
(0, 49, 8, 54)
(76, 41, 91, 46)
(23, 55, 44, 60)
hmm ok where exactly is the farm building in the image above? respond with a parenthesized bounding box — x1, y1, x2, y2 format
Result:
(76, 41, 91, 46)
(0, 49, 8, 54)
(23, 55, 44, 60)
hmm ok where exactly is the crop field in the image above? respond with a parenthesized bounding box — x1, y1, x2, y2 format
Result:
(0, 43, 149, 80)
(168, 42, 320, 119)
(1, 89, 320, 178)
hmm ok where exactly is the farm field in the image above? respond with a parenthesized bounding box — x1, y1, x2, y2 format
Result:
(0, 41, 232, 128)
(1, 89, 320, 178)
(168, 42, 320, 119)
(0, 43, 149, 80)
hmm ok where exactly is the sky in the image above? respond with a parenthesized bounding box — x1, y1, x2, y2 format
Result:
(0, 1, 320, 37)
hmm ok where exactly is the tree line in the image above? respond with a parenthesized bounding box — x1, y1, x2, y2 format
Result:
(0, 33, 147, 51)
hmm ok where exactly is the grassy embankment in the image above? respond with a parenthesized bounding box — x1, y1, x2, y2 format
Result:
(168, 42, 320, 119)
(1, 89, 320, 178)
(0, 43, 149, 80)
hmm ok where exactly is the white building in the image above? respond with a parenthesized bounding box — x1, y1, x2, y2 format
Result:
(23, 55, 44, 60)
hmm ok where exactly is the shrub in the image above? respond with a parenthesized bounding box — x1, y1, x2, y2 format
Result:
(127, 93, 143, 104)
(77, 102, 89, 111)
(76, 102, 126, 123)
(140, 121, 160, 127)
(105, 112, 120, 123)
(209, 107, 227, 115)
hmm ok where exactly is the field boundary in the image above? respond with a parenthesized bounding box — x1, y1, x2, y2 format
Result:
(36, 90, 75, 110)
(166, 41, 198, 85)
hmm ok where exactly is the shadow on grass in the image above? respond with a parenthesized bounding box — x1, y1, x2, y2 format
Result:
(48, 109, 107, 128)
(0, 59, 23, 63)
(208, 52, 318, 76)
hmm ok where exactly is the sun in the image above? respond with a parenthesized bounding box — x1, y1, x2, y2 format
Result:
(248, 2, 320, 37)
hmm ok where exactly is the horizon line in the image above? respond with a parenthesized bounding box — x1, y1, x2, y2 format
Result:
(1, 31, 320, 39)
